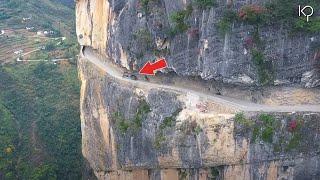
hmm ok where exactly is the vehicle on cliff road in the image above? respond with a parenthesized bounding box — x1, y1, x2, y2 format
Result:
(122, 72, 138, 80)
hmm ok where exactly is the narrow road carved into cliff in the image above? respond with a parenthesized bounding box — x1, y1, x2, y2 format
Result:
(82, 47, 320, 112)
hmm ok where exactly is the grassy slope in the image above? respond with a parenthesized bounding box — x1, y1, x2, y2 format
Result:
(0, 0, 84, 179)
(0, 101, 19, 179)
(0, 0, 75, 37)
(0, 62, 83, 179)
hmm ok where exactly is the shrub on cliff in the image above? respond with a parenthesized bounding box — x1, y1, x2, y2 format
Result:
(217, 10, 237, 36)
(194, 0, 216, 9)
(169, 5, 193, 37)
(239, 5, 267, 26)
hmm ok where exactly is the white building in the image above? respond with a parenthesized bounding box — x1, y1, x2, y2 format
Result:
(14, 50, 23, 55)
(26, 27, 34, 30)
(22, 17, 31, 21)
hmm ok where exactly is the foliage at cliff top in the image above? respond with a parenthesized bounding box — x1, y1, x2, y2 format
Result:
(218, 0, 320, 34)
(194, 0, 216, 9)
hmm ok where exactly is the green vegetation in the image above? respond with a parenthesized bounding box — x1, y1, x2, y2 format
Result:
(60, 39, 80, 59)
(265, 0, 320, 32)
(235, 113, 275, 143)
(0, 0, 83, 178)
(294, 17, 320, 34)
(235, 113, 277, 143)
(252, 127, 260, 143)
(234, 112, 254, 128)
(0, 62, 82, 179)
(217, 6, 274, 85)
(194, 0, 216, 9)
(153, 133, 166, 149)
(194, 125, 203, 135)
(285, 133, 302, 151)
(133, 29, 153, 49)
(285, 119, 303, 151)
(140, 0, 151, 14)
(253, 114, 276, 143)
(261, 126, 274, 143)
(159, 108, 182, 130)
(113, 112, 130, 134)
(0, 12, 10, 20)
(133, 100, 151, 131)
(160, 116, 175, 130)
(45, 40, 57, 51)
(273, 121, 304, 152)
(238, 5, 267, 26)
(154, 108, 182, 149)
(0, 0, 75, 36)
(251, 49, 274, 85)
(30, 51, 50, 60)
(259, 114, 276, 126)
(28, 38, 79, 61)
(216, 0, 320, 85)
(169, 6, 193, 37)
(31, 164, 57, 180)
(234, 0, 320, 33)
(209, 167, 220, 179)
(178, 169, 188, 180)
(236, 5, 274, 85)
(217, 10, 237, 36)
(0, 103, 19, 180)
(113, 100, 151, 134)
(235, 113, 308, 152)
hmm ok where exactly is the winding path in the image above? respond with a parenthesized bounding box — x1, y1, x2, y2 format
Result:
(16, 48, 72, 62)
(82, 47, 320, 113)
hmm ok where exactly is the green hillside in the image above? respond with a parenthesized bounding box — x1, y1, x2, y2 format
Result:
(0, 0, 89, 179)
(0, 63, 83, 179)
(0, 0, 75, 37)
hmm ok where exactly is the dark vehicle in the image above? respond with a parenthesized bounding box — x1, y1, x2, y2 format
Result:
(122, 72, 138, 80)
(144, 75, 149, 81)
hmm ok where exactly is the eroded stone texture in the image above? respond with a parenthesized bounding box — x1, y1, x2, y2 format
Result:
(76, 0, 320, 86)
(76, 0, 320, 179)
(76, 0, 109, 54)
(78, 57, 320, 179)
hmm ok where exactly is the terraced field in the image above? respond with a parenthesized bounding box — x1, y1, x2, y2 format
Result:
(0, 29, 51, 64)
(0, 0, 77, 64)
(0, 0, 75, 35)
(0, 1, 86, 179)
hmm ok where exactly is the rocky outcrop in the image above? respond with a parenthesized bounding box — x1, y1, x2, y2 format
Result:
(76, 0, 109, 54)
(76, 0, 320, 179)
(301, 70, 320, 88)
(78, 57, 320, 179)
(76, 0, 320, 86)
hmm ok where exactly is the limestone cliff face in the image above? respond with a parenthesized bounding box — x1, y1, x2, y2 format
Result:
(76, 0, 320, 86)
(78, 57, 320, 179)
(76, 0, 320, 179)
(76, 0, 109, 53)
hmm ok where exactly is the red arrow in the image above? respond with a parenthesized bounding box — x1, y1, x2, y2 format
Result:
(139, 58, 167, 75)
